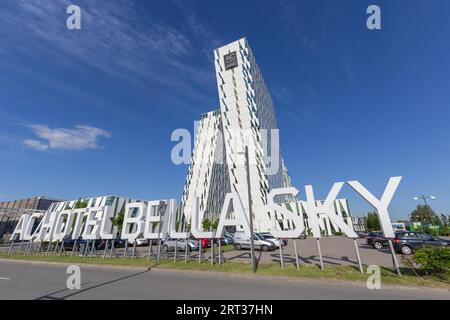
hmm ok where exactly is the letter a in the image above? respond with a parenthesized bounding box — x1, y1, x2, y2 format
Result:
(367, 5, 381, 30)
(66, 265, 81, 290)
(366, 265, 381, 290)
(67, 5, 81, 30)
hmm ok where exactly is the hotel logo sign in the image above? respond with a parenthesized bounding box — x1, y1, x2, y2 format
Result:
(224, 51, 238, 70)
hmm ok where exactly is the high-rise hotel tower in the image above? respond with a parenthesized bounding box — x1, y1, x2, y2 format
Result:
(181, 38, 293, 232)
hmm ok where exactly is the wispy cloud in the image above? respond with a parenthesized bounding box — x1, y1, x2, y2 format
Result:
(23, 124, 111, 151)
(173, 0, 223, 54)
(0, 0, 219, 110)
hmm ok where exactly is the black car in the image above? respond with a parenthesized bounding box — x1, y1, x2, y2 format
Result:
(356, 231, 369, 238)
(62, 238, 87, 251)
(393, 231, 450, 255)
(366, 231, 390, 249)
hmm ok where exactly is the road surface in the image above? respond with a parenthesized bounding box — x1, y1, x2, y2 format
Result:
(0, 259, 448, 300)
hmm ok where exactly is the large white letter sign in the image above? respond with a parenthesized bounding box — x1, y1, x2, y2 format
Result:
(168, 200, 189, 239)
(305, 183, 358, 239)
(191, 198, 215, 239)
(143, 201, 167, 239)
(24, 212, 45, 241)
(10, 214, 30, 241)
(268, 188, 305, 239)
(121, 202, 146, 241)
(215, 193, 251, 239)
(348, 177, 402, 239)
(53, 210, 74, 241)
(82, 207, 104, 240)
(71, 209, 88, 240)
(35, 211, 57, 241)
(99, 206, 116, 240)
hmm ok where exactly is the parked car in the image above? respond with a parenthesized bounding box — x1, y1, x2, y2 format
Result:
(299, 232, 307, 240)
(62, 238, 88, 251)
(92, 239, 126, 250)
(94, 239, 109, 250)
(223, 233, 235, 245)
(161, 238, 199, 253)
(259, 232, 288, 247)
(106, 238, 126, 248)
(224, 232, 235, 239)
(200, 238, 212, 248)
(233, 232, 277, 252)
(366, 231, 389, 249)
(213, 238, 229, 246)
(136, 238, 149, 246)
(356, 231, 369, 238)
(393, 231, 450, 255)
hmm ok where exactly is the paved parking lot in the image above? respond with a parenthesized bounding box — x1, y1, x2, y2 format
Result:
(0, 237, 410, 269)
(223, 237, 398, 268)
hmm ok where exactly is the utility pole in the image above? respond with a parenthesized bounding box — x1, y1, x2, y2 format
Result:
(414, 195, 438, 236)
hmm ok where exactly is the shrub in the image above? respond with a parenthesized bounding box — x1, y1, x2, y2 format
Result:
(438, 227, 449, 236)
(412, 246, 450, 279)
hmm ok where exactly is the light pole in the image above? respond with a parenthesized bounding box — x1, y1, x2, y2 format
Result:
(414, 195, 438, 236)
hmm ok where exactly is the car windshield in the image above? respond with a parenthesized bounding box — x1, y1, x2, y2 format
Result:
(254, 233, 265, 241)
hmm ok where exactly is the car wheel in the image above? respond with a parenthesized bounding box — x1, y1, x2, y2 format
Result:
(261, 245, 269, 252)
(162, 245, 169, 253)
(234, 243, 242, 250)
(373, 241, 383, 250)
(400, 245, 412, 255)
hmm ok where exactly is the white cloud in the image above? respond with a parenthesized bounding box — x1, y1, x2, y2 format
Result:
(24, 124, 111, 151)
(23, 139, 49, 151)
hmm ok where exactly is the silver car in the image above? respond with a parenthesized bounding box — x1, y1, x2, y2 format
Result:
(161, 238, 199, 252)
(233, 232, 277, 252)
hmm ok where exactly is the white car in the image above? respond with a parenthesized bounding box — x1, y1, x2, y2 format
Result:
(234, 232, 277, 252)
(260, 232, 287, 248)
(136, 238, 149, 246)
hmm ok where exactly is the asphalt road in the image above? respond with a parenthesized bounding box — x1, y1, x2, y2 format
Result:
(0, 259, 448, 300)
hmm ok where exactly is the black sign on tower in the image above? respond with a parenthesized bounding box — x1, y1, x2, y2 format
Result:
(224, 51, 238, 70)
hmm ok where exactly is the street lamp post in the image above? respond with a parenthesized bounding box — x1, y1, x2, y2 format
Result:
(414, 195, 438, 236)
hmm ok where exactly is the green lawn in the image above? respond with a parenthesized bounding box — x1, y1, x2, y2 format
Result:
(0, 253, 448, 289)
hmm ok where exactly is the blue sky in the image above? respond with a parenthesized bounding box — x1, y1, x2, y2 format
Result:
(0, 0, 449, 220)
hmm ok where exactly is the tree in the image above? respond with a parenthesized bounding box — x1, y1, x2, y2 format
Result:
(366, 212, 380, 231)
(211, 219, 219, 231)
(202, 218, 212, 232)
(440, 214, 449, 228)
(110, 209, 125, 233)
(410, 205, 442, 226)
(74, 199, 88, 209)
